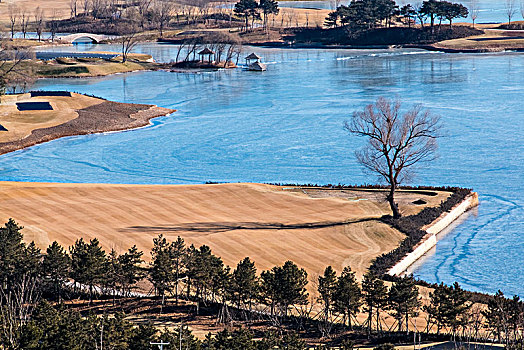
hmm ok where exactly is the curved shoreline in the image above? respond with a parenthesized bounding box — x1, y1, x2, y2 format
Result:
(246, 41, 524, 53)
(0, 100, 175, 156)
(387, 192, 479, 276)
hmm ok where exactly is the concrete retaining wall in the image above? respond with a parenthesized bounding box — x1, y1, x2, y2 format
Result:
(387, 192, 479, 276)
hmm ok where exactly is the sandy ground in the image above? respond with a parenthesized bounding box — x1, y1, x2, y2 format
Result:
(0, 182, 449, 281)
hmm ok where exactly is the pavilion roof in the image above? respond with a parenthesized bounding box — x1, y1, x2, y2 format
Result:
(198, 48, 215, 55)
(245, 52, 261, 60)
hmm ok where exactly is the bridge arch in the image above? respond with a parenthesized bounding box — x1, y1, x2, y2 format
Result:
(72, 35, 100, 43)
(59, 33, 108, 44)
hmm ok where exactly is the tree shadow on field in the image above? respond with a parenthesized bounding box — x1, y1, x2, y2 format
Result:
(121, 217, 378, 234)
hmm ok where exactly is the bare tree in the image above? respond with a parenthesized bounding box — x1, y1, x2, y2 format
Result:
(49, 10, 62, 42)
(20, 10, 29, 39)
(153, 0, 175, 37)
(117, 24, 140, 63)
(82, 0, 91, 16)
(70, 0, 79, 18)
(469, 0, 480, 27)
(183, 38, 202, 61)
(34, 7, 46, 42)
(506, 0, 517, 24)
(8, 5, 19, 39)
(137, 0, 154, 28)
(0, 274, 40, 349)
(345, 98, 441, 218)
(90, 0, 101, 19)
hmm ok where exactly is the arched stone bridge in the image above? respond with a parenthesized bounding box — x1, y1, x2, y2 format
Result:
(58, 33, 110, 44)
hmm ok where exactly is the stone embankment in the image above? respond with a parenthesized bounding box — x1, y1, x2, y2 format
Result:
(388, 192, 479, 276)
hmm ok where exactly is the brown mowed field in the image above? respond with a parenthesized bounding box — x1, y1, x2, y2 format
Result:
(0, 182, 449, 282)
(0, 0, 72, 23)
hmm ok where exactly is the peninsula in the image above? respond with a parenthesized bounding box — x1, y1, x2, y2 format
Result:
(0, 92, 175, 155)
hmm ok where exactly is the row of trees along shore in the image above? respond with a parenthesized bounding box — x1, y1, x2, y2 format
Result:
(1, 219, 523, 349)
(325, 0, 469, 30)
(4, 0, 524, 44)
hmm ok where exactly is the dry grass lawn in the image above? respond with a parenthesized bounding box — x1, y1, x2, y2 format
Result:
(0, 93, 103, 143)
(0, 0, 72, 24)
(435, 28, 524, 50)
(0, 182, 449, 282)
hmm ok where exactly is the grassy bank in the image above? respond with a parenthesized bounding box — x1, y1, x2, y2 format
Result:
(17, 53, 158, 78)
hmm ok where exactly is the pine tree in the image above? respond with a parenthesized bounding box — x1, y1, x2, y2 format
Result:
(234, 0, 258, 31)
(171, 236, 186, 305)
(318, 266, 337, 323)
(118, 245, 145, 296)
(482, 290, 508, 344)
(0, 219, 27, 289)
(425, 282, 470, 336)
(23, 241, 42, 277)
(259, 0, 279, 31)
(42, 241, 70, 302)
(362, 271, 388, 334)
(69, 238, 107, 303)
(231, 257, 259, 312)
(442, 282, 471, 337)
(388, 275, 420, 333)
(104, 248, 122, 301)
(184, 244, 198, 300)
(333, 266, 362, 329)
(261, 261, 308, 318)
(260, 267, 278, 317)
(149, 234, 175, 309)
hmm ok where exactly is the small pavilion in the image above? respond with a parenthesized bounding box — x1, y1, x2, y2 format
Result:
(245, 53, 261, 65)
(245, 52, 266, 71)
(198, 48, 215, 63)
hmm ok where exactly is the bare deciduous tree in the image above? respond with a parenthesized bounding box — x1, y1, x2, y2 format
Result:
(82, 0, 91, 16)
(0, 274, 40, 349)
(469, 0, 480, 27)
(20, 10, 30, 39)
(70, 0, 79, 18)
(506, 0, 517, 24)
(137, 0, 154, 28)
(152, 0, 175, 37)
(49, 10, 62, 42)
(34, 7, 46, 42)
(345, 98, 441, 218)
(116, 24, 140, 63)
(8, 5, 19, 39)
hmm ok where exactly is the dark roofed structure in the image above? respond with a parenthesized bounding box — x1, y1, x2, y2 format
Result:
(198, 48, 215, 63)
(245, 53, 261, 61)
(0, 124, 7, 131)
(31, 91, 72, 97)
(198, 48, 215, 55)
(16, 102, 54, 111)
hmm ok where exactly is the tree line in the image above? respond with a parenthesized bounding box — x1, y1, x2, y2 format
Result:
(1, 219, 523, 349)
(325, 0, 469, 31)
(234, 0, 279, 32)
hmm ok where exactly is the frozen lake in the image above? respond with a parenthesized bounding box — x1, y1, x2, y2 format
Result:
(1, 43, 523, 297)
